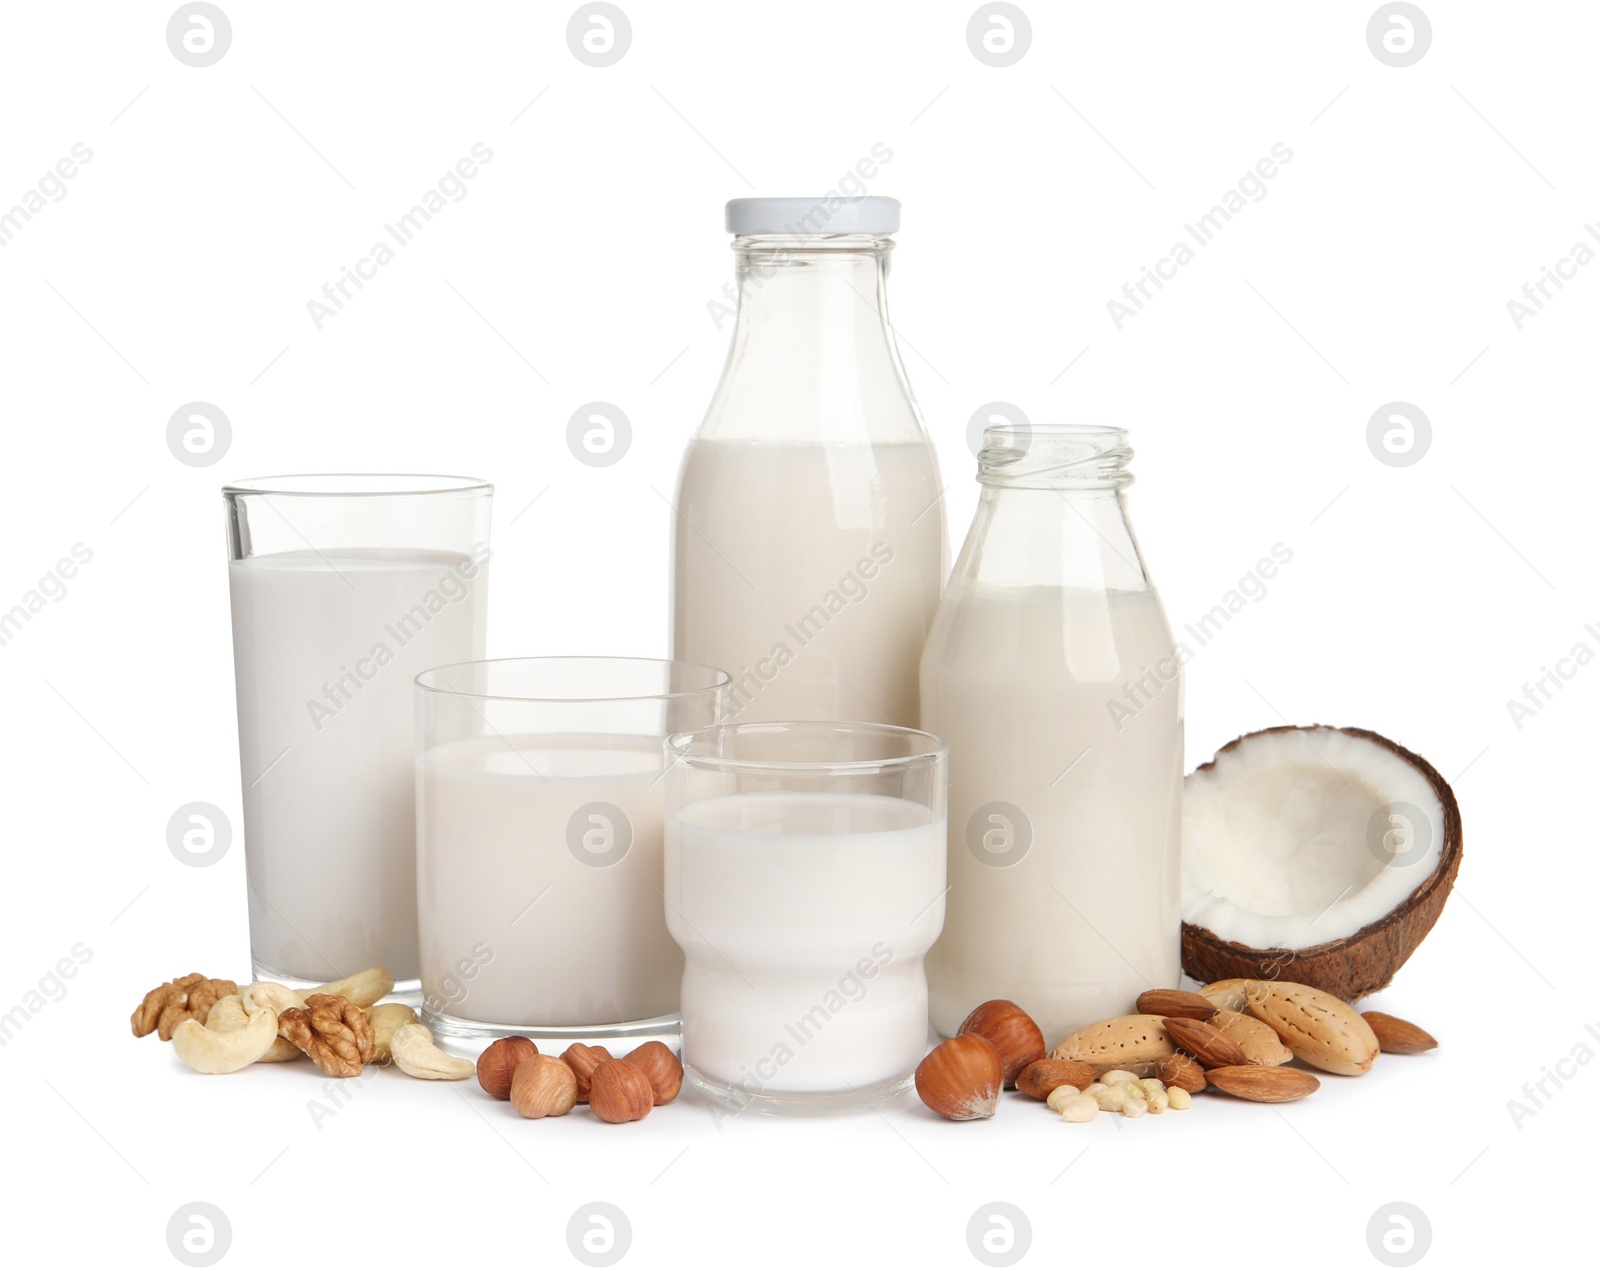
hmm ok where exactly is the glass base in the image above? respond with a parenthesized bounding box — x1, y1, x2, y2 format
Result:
(422, 1009, 681, 1058)
(249, 962, 421, 1008)
(685, 1064, 914, 1118)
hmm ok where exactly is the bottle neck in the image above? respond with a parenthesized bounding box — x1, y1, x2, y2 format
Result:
(978, 426, 1134, 490)
(954, 427, 1153, 593)
(698, 235, 925, 445)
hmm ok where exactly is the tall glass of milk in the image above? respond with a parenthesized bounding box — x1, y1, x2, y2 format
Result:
(223, 475, 492, 994)
(920, 426, 1184, 1046)
(415, 657, 728, 1047)
(670, 196, 948, 727)
(663, 720, 947, 1115)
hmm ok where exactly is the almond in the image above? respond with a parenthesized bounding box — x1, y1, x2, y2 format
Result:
(1136, 989, 1217, 1021)
(1362, 1011, 1438, 1055)
(1198, 978, 1253, 1013)
(1244, 981, 1380, 1076)
(1155, 1052, 1207, 1093)
(1205, 1064, 1321, 1103)
(1163, 1016, 1250, 1068)
(1050, 1015, 1175, 1075)
(1015, 1058, 1098, 1100)
(1209, 1009, 1294, 1066)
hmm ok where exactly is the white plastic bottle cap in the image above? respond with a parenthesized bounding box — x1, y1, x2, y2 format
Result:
(725, 196, 900, 236)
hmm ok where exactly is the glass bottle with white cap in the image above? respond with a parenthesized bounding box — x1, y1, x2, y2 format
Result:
(671, 196, 947, 727)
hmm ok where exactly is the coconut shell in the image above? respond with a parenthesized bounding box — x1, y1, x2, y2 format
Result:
(1180, 725, 1462, 1001)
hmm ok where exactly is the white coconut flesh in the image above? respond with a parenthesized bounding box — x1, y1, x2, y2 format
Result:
(1181, 727, 1446, 951)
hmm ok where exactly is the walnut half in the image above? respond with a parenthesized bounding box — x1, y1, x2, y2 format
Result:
(277, 994, 375, 1077)
(131, 973, 239, 1041)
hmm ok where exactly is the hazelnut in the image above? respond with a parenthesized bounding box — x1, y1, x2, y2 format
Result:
(509, 1054, 578, 1119)
(588, 1059, 654, 1123)
(1015, 1057, 1099, 1101)
(476, 1036, 540, 1100)
(624, 1041, 683, 1105)
(560, 1043, 613, 1103)
(957, 999, 1045, 1087)
(914, 1034, 1003, 1120)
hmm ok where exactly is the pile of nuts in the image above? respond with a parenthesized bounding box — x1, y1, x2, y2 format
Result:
(916, 983, 1436, 1124)
(132, 966, 686, 1124)
(1045, 1071, 1191, 1121)
(129, 966, 468, 1079)
(477, 1037, 682, 1123)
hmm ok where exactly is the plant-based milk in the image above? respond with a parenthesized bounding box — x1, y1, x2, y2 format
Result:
(921, 584, 1183, 1042)
(665, 791, 946, 1096)
(672, 440, 945, 727)
(416, 734, 679, 1027)
(229, 548, 486, 982)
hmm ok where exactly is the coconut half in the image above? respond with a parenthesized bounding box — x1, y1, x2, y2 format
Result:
(1180, 725, 1462, 1000)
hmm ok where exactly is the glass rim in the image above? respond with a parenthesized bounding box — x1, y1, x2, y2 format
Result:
(223, 473, 493, 498)
(665, 719, 947, 775)
(978, 425, 1133, 490)
(415, 656, 732, 704)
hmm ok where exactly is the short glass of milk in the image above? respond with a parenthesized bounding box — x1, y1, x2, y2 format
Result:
(224, 474, 492, 995)
(415, 657, 729, 1049)
(663, 721, 948, 1115)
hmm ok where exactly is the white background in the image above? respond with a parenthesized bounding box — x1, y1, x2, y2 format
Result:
(1, 2, 1592, 1267)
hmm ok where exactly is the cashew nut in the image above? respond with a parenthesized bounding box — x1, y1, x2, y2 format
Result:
(257, 1037, 304, 1063)
(208, 973, 395, 1065)
(172, 1005, 278, 1074)
(367, 1003, 418, 1064)
(389, 1023, 474, 1080)
(310, 967, 394, 1010)
(242, 981, 303, 1015)
(205, 994, 250, 1032)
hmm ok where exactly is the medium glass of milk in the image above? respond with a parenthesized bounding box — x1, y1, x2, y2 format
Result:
(663, 720, 947, 1115)
(415, 657, 728, 1048)
(223, 475, 492, 994)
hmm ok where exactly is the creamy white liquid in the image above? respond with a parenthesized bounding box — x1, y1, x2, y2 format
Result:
(672, 440, 945, 727)
(665, 791, 946, 1095)
(229, 548, 486, 982)
(920, 585, 1183, 1042)
(416, 734, 679, 1027)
